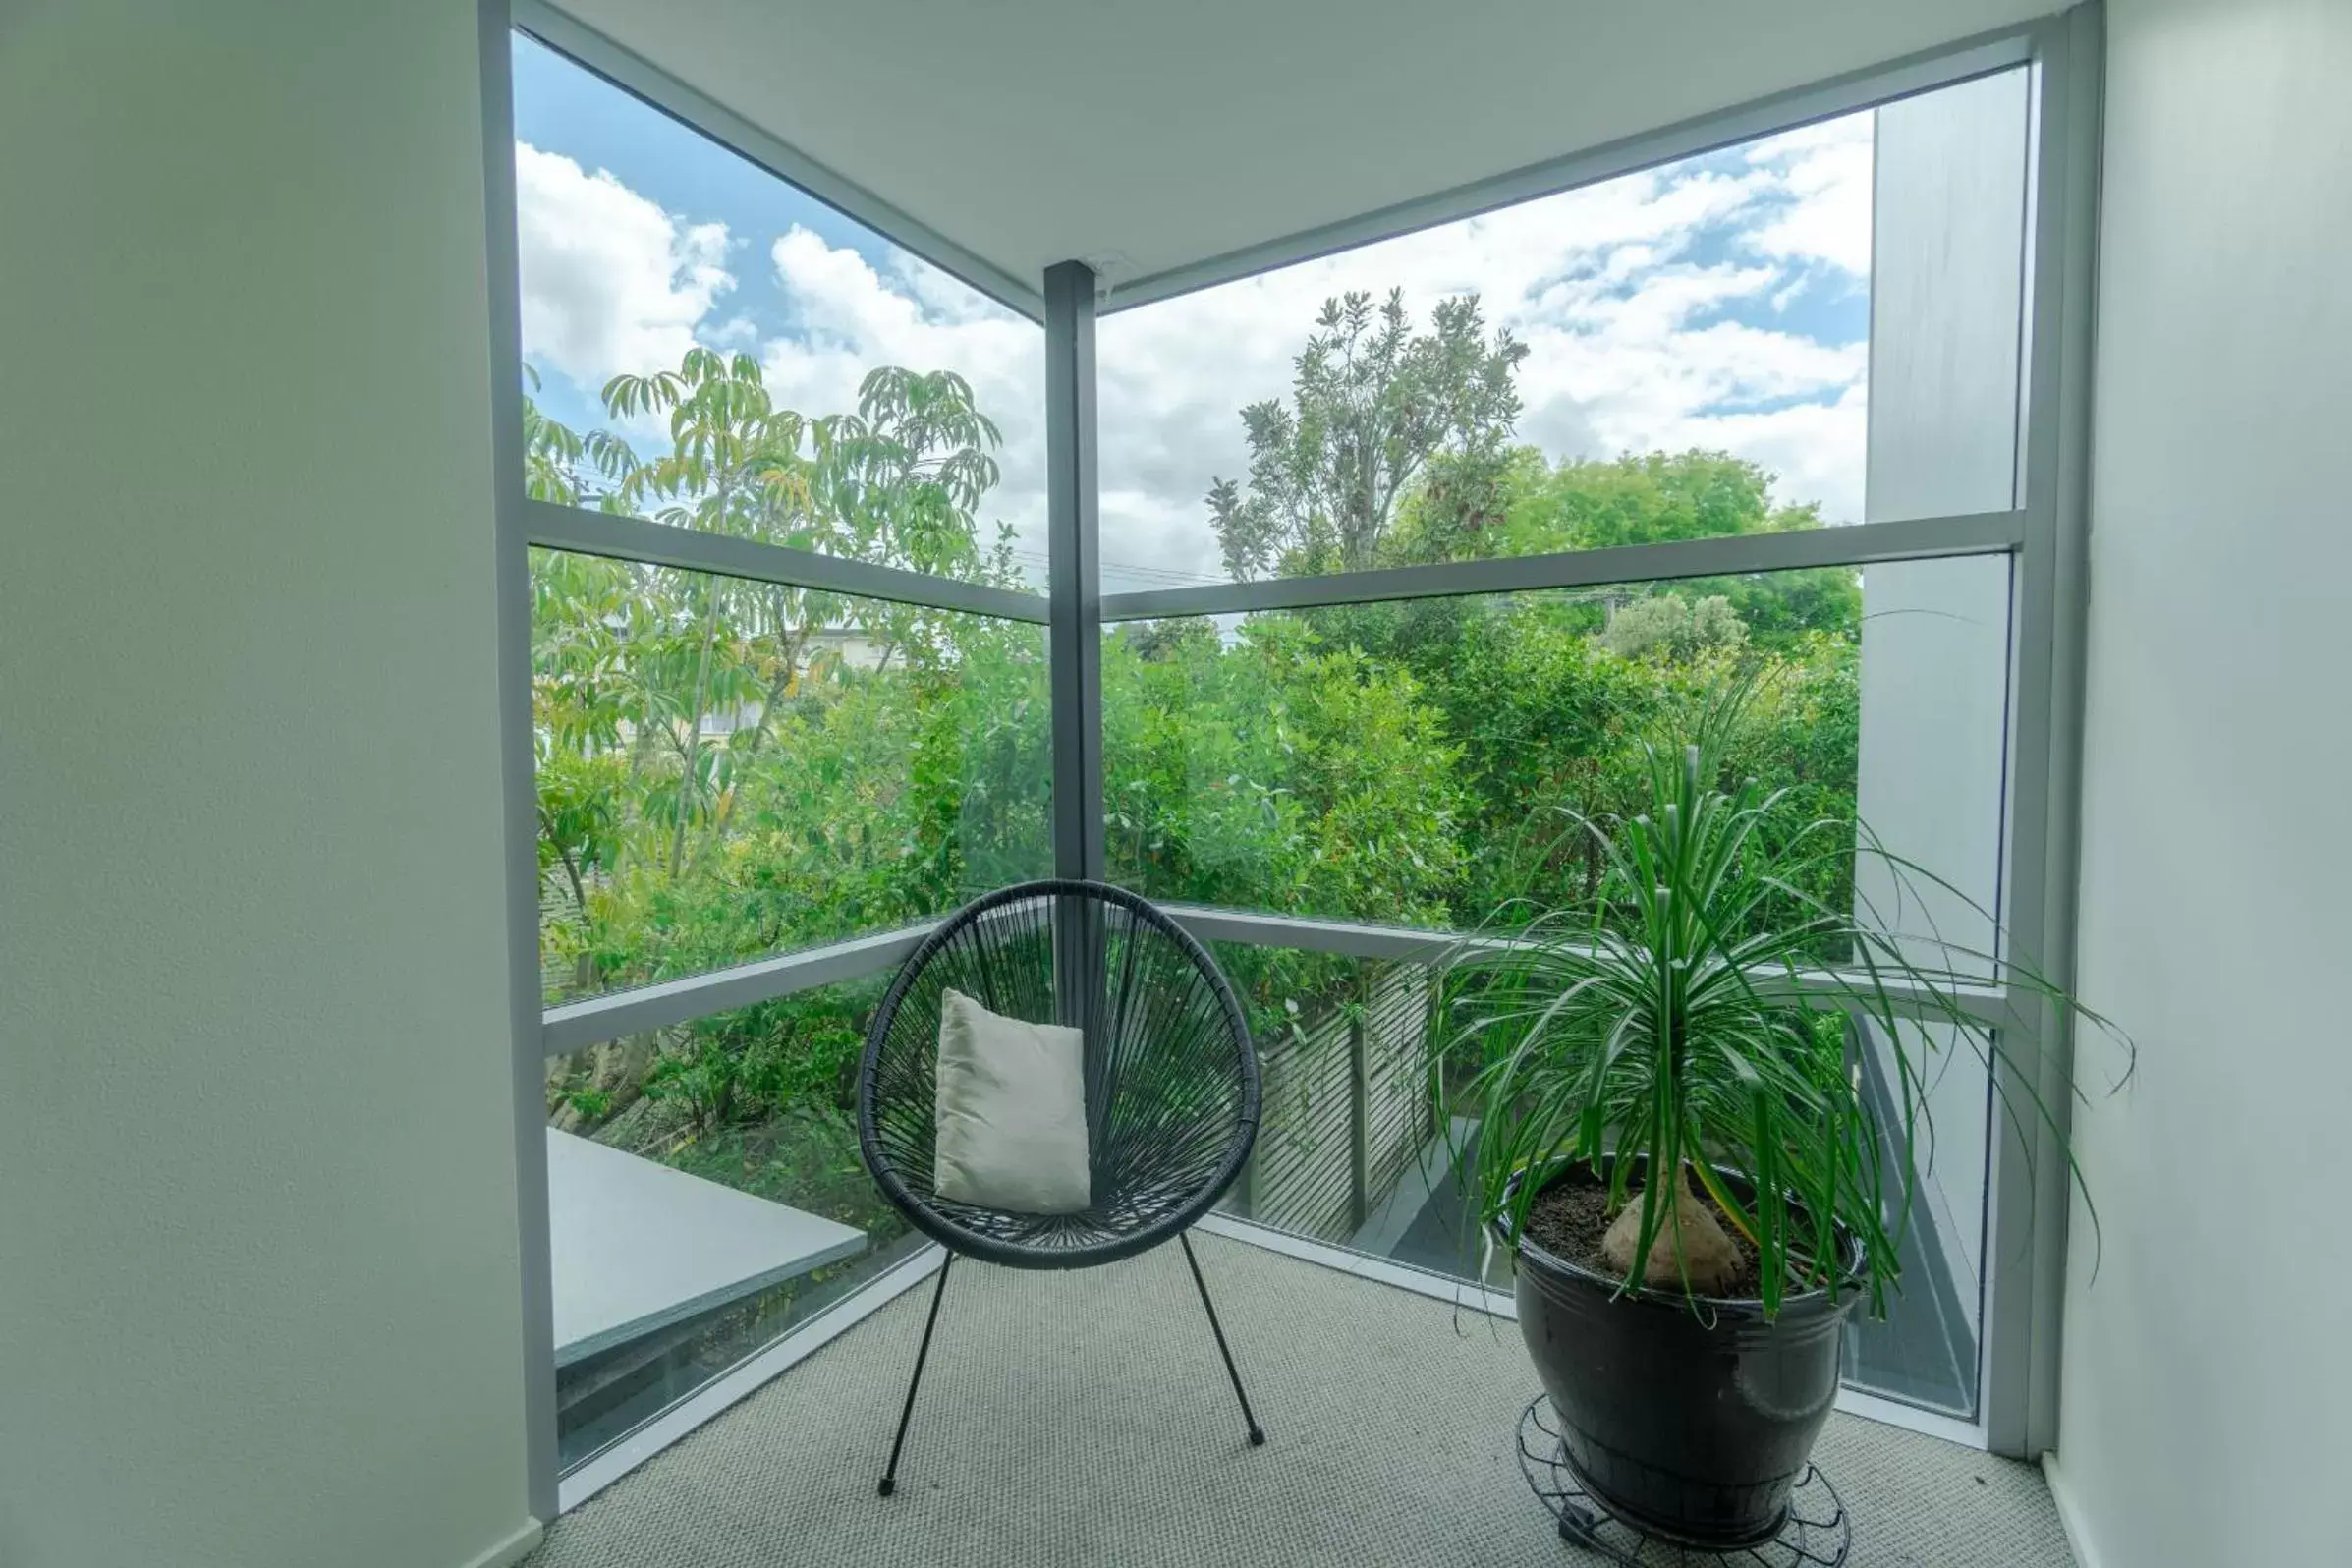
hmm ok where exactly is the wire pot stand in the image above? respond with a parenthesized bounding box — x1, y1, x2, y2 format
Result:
(1516, 1397, 1851, 1567)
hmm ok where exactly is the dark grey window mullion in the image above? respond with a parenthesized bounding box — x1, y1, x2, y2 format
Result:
(1045, 260, 1105, 882)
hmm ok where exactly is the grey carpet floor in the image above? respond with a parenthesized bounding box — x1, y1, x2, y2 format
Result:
(531, 1233, 2074, 1568)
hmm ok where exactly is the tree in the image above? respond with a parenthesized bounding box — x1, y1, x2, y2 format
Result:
(1377, 446, 1541, 568)
(1101, 616, 1465, 926)
(529, 346, 1054, 1188)
(1498, 448, 1821, 554)
(530, 353, 1021, 904)
(1207, 289, 1527, 579)
(1496, 450, 1862, 643)
(596, 348, 1009, 580)
(1598, 594, 1749, 662)
(525, 347, 1043, 1007)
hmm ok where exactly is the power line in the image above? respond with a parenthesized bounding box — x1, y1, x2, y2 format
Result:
(997, 544, 1230, 588)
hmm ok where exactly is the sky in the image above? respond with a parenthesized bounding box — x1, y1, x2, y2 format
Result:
(512, 34, 1876, 594)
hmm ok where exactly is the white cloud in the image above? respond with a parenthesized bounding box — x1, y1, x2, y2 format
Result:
(758, 229, 1049, 568)
(514, 142, 734, 391)
(512, 105, 1878, 590)
(1744, 115, 1876, 275)
(1093, 111, 1877, 586)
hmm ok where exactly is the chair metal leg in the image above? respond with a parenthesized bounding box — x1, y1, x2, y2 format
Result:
(1180, 1231, 1265, 1446)
(878, 1252, 955, 1496)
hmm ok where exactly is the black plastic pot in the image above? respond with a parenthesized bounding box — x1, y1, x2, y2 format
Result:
(1504, 1163, 1862, 1549)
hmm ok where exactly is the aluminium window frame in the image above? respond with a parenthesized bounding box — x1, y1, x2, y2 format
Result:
(481, 0, 2101, 1513)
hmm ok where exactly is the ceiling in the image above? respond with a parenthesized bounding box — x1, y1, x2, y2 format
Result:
(532, 0, 2065, 311)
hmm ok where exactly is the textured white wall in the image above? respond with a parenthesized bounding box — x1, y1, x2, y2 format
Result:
(2052, 1, 2352, 1564)
(0, 5, 535, 1567)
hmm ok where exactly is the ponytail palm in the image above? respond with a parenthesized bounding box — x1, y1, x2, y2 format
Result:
(1439, 694, 2122, 1318)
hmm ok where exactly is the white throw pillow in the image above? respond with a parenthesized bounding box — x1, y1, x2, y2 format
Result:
(932, 988, 1092, 1214)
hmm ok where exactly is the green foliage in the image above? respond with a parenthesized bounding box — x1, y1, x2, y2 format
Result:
(1598, 594, 1748, 662)
(642, 985, 877, 1135)
(530, 355, 1045, 1000)
(1104, 615, 1466, 926)
(1391, 447, 1864, 649)
(1500, 448, 1822, 552)
(1208, 289, 1528, 579)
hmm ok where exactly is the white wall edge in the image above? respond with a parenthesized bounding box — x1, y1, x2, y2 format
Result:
(459, 1517, 544, 1568)
(2041, 1452, 2104, 1568)
(556, 1244, 944, 1513)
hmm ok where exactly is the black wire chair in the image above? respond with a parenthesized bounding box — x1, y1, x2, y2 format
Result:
(856, 878, 1264, 1496)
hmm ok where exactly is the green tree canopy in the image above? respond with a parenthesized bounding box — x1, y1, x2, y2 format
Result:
(527, 352, 1044, 1010)
(1208, 289, 1528, 579)
(1598, 593, 1749, 662)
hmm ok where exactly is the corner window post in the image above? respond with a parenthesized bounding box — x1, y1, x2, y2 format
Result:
(1045, 260, 1104, 882)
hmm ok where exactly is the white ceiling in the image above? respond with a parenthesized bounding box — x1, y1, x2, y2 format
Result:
(536, 0, 2064, 309)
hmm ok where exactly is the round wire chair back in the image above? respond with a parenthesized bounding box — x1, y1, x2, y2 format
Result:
(857, 879, 1260, 1269)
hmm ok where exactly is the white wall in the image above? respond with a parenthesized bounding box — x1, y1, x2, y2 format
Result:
(2053, 1, 2352, 1563)
(0, 5, 536, 1567)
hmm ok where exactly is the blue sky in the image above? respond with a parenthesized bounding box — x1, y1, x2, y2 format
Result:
(513, 35, 900, 440)
(513, 33, 1877, 590)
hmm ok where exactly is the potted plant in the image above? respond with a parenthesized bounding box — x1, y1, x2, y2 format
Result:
(1436, 694, 2122, 1549)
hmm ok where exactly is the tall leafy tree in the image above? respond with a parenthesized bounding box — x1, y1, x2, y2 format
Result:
(532, 352, 1020, 889)
(1207, 289, 1527, 579)
(527, 349, 1028, 992)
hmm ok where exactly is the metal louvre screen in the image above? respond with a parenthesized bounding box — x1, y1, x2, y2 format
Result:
(1248, 1002, 1357, 1239)
(1361, 965, 1433, 1205)
(1211, 948, 1437, 1250)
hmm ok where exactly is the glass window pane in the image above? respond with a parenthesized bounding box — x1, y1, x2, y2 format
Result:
(1104, 552, 2009, 944)
(1842, 1016, 1991, 1417)
(533, 550, 1049, 1004)
(1095, 70, 2027, 594)
(1865, 68, 2032, 526)
(511, 33, 1043, 592)
(1208, 944, 1483, 1281)
(1843, 550, 2011, 1418)
(544, 982, 917, 1472)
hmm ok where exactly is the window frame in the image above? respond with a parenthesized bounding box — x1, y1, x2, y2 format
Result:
(479, 0, 2101, 1513)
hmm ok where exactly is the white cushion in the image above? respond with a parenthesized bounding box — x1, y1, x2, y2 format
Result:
(932, 988, 1092, 1215)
